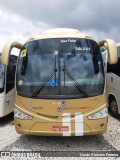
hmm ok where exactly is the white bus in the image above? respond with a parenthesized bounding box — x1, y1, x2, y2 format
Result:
(107, 43, 120, 118)
(0, 53, 17, 117)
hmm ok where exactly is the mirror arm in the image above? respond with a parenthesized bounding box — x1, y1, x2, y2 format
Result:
(2, 41, 23, 65)
(98, 39, 109, 49)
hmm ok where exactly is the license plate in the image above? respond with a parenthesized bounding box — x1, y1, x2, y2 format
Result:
(52, 126, 69, 132)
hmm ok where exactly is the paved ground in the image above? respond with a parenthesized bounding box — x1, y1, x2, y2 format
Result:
(0, 113, 119, 160)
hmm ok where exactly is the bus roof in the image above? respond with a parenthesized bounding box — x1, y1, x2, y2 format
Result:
(26, 28, 94, 42)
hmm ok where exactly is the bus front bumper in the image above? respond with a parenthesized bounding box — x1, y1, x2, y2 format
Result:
(14, 117, 108, 136)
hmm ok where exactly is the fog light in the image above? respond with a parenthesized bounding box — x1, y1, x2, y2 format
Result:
(17, 124, 21, 128)
(100, 123, 105, 128)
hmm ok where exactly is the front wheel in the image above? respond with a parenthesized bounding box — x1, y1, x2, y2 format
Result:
(109, 97, 120, 118)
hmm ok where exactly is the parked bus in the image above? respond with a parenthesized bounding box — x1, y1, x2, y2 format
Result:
(1, 28, 117, 136)
(0, 53, 17, 117)
(107, 43, 120, 118)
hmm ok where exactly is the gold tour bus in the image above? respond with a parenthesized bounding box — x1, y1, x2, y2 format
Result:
(1, 28, 117, 136)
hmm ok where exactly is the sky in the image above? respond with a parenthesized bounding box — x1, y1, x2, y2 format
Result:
(0, 0, 120, 52)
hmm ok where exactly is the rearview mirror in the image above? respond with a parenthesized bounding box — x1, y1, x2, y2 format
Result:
(2, 41, 23, 65)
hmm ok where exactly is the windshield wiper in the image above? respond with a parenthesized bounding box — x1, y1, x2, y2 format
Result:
(63, 59, 88, 97)
(32, 68, 57, 97)
(32, 53, 57, 97)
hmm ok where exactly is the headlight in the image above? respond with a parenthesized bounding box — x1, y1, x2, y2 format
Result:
(14, 109, 33, 120)
(88, 108, 108, 120)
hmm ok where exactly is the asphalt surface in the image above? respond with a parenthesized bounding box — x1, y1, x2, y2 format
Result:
(0, 113, 120, 160)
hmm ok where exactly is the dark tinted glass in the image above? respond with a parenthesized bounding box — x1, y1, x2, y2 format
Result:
(16, 38, 104, 99)
(0, 57, 4, 93)
(6, 55, 17, 93)
(107, 46, 120, 76)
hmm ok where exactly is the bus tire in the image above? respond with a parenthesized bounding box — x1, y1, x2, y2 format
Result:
(109, 96, 120, 118)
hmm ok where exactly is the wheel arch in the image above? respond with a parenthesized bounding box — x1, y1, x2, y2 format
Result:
(108, 93, 120, 114)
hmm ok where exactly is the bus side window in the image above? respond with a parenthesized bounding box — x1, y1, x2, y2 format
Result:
(6, 55, 17, 93)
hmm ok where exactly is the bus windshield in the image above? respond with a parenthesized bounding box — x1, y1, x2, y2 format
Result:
(16, 38, 104, 99)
